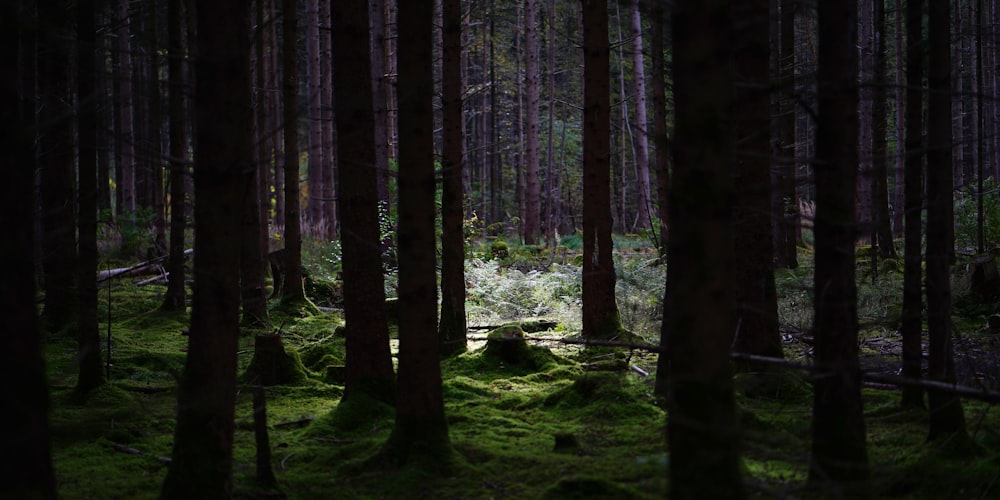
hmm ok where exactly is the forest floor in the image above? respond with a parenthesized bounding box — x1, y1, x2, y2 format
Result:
(44, 238, 1000, 498)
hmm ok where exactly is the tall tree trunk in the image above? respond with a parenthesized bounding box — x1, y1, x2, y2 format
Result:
(117, 0, 137, 214)
(163, 0, 189, 311)
(629, 0, 652, 231)
(1, 4, 58, 493)
(650, 4, 669, 249)
(320, 0, 337, 240)
(901, 0, 926, 410)
(39, 0, 78, 333)
(77, 0, 105, 392)
(305, 0, 322, 236)
(523, 0, 541, 245)
(241, 157, 270, 327)
(872, 0, 896, 259)
(371, 0, 390, 231)
(664, 1, 744, 497)
(543, 0, 557, 247)
(858, 0, 875, 246)
(331, 0, 396, 404)
(810, 0, 870, 491)
(281, 0, 306, 305)
(388, 0, 453, 469)
(732, 0, 784, 368)
(951, 0, 965, 188)
(774, 0, 798, 269)
(581, 0, 621, 341)
(148, 3, 167, 254)
(160, 0, 251, 495)
(893, 2, 906, 238)
(439, 0, 467, 356)
(926, 0, 968, 441)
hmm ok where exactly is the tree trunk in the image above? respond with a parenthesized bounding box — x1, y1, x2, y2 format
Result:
(331, 0, 396, 404)
(543, 0, 557, 247)
(39, 0, 78, 333)
(901, 0, 926, 410)
(439, 0, 468, 357)
(810, 0, 870, 490)
(664, 2, 744, 497)
(77, 0, 105, 392)
(872, 0, 896, 259)
(926, 0, 968, 441)
(387, 0, 453, 469)
(281, 0, 306, 305)
(732, 0, 784, 368)
(650, 4, 669, 249)
(163, 0, 189, 311)
(858, 0, 875, 247)
(305, 0, 322, 236)
(117, 0, 137, 214)
(774, 0, 798, 269)
(320, 0, 338, 240)
(1, 4, 58, 493)
(160, 0, 251, 495)
(893, 2, 906, 238)
(581, 0, 621, 341)
(629, 0, 652, 232)
(371, 0, 390, 232)
(522, 0, 541, 245)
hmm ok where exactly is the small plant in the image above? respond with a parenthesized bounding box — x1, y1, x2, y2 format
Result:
(490, 240, 509, 260)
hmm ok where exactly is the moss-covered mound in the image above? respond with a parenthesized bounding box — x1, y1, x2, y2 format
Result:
(483, 324, 559, 371)
(242, 334, 309, 386)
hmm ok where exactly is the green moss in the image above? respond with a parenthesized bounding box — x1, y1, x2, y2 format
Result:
(544, 476, 638, 499)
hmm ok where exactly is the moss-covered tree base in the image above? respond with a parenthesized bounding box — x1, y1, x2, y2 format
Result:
(243, 334, 308, 386)
(483, 324, 557, 370)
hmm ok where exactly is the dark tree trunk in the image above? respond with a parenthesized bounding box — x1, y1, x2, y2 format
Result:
(39, 0, 78, 334)
(664, 1, 744, 498)
(629, 0, 652, 231)
(320, 0, 338, 240)
(77, 0, 105, 392)
(439, 0, 468, 356)
(0, 3, 59, 495)
(371, 0, 390, 231)
(305, 0, 322, 235)
(774, 0, 798, 269)
(858, 0, 875, 247)
(241, 154, 270, 327)
(581, 0, 621, 341)
(523, 0, 540, 245)
(893, 2, 906, 238)
(809, 0, 870, 491)
(901, 0, 926, 410)
(331, 0, 396, 404)
(163, 0, 189, 311)
(650, 4, 669, 249)
(926, 0, 968, 441)
(732, 0, 784, 367)
(160, 0, 251, 495)
(386, 0, 452, 469)
(872, 0, 896, 259)
(281, 0, 306, 305)
(117, 0, 137, 214)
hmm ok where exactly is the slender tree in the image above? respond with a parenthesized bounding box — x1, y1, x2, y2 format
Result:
(160, 0, 252, 495)
(77, 0, 105, 392)
(386, 0, 453, 468)
(0, 2, 58, 495)
(901, 0, 926, 409)
(321, 0, 338, 240)
(581, 0, 622, 341)
(439, 0, 468, 356)
(809, 0, 870, 491)
(926, 0, 968, 441)
(331, 0, 396, 404)
(523, 0, 541, 244)
(117, 0, 137, 215)
(858, 0, 875, 247)
(773, 0, 799, 269)
(629, 0, 652, 231)
(306, 0, 323, 235)
(163, 0, 189, 311)
(732, 0, 784, 368)
(893, 1, 906, 238)
(872, 0, 896, 259)
(650, 3, 669, 248)
(664, 0, 744, 497)
(281, 0, 307, 306)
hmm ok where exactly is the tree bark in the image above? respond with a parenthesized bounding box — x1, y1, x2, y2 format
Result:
(522, 0, 541, 245)
(320, 0, 338, 240)
(331, 0, 396, 404)
(926, 0, 968, 441)
(892, 2, 906, 238)
(1, 4, 58, 493)
(387, 0, 453, 469)
(901, 0, 926, 410)
(581, 0, 621, 341)
(77, 0, 105, 393)
(773, 0, 798, 269)
(732, 0, 784, 367)
(629, 0, 652, 232)
(872, 0, 897, 259)
(663, 1, 744, 497)
(117, 0, 137, 214)
(160, 0, 251, 495)
(163, 0, 189, 311)
(650, 4, 669, 249)
(439, 0, 468, 357)
(810, 0, 870, 490)
(281, 0, 306, 305)
(305, 0, 323, 235)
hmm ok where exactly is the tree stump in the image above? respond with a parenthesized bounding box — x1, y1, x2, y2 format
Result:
(244, 334, 307, 386)
(969, 253, 1000, 300)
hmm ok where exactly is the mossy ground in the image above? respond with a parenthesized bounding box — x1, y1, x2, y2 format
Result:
(44, 247, 1000, 498)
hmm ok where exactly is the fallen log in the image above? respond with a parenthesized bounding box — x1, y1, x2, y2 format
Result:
(97, 248, 192, 283)
(110, 443, 171, 464)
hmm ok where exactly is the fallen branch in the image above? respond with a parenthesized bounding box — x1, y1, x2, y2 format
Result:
(111, 443, 171, 465)
(273, 417, 313, 429)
